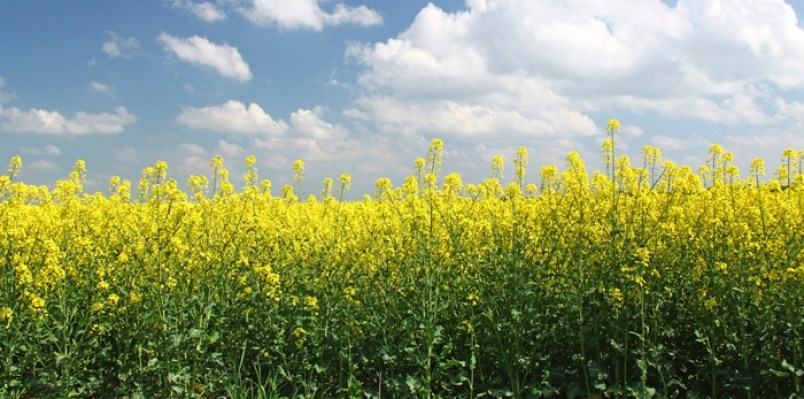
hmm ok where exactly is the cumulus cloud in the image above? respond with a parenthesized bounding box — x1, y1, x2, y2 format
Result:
(181, 155, 209, 174)
(169, 0, 226, 22)
(87, 81, 115, 99)
(19, 144, 61, 156)
(239, 0, 382, 31)
(622, 125, 643, 138)
(216, 139, 243, 158)
(27, 160, 59, 172)
(288, 108, 348, 139)
(0, 105, 136, 135)
(177, 100, 287, 135)
(250, 133, 420, 178)
(351, 95, 597, 139)
(652, 135, 691, 151)
(101, 32, 140, 58)
(176, 100, 348, 140)
(345, 0, 804, 146)
(158, 33, 252, 81)
(180, 143, 206, 156)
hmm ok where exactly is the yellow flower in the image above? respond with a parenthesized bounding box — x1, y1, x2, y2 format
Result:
(244, 154, 257, 167)
(29, 294, 46, 313)
(634, 247, 650, 267)
(320, 177, 333, 199)
(375, 177, 393, 197)
(444, 173, 463, 193)
(91, 301, 105, 314)
(7, 155, 22, 179)
(0, 306, 13, 327)
(293, 327, 307, 348)
(491, 155, 504, 179)
(424, 173, 437, 188)
(343, 286, 359, 306)
(303, 296, 319, 312)
(750, 158, 765, 177)
(461, 319, 474, 333)
(209, 155, 224, 168)
(244, 155, 258, 186)
(708, 144, 723, 156)
(414, 157, 425, 171)
(607, 288, 624, 307)
(606, 119, 620, 137)
(466, 293, 479, 307)
(130, 290, 142, 304)
(292, 159, 305, 182)
(164, 277, 177, 291)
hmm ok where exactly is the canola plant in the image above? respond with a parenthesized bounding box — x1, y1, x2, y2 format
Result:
(1, 122, 803, 398)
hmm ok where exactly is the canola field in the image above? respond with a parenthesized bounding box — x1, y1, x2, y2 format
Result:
(1, 123, 803, 398)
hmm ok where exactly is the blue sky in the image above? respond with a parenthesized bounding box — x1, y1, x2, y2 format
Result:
(1, 0, 803, 197)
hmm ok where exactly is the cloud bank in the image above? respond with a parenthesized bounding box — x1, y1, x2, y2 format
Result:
(344, 0, 804, 148)
(169, 0, 227, 22)
(238, 0, 382, 31)
(0, 106, 136, 135)
(158, 33, 252, 81)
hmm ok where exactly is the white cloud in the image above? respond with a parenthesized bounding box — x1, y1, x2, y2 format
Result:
(719, 130, 804, 173)
(177, 100, 288, 135)
(19, 144, 61, 156)
(87, 81, 115, 99)
(724, 132, 803, 153)
(353, 95, 597, 139)
(170, 0, 226, 22)
(0, 105, 136, 135)
(176, 100, 351, 141)
(158, 33, 252, 81)
(250, 133, 418, 176)
(622, 125, 643, 138)
(239, 0, 382, 31)
(101, 32, 140, 58)
(180, 143, 206, 156)
(216, 139, 243, 158)
(345, 0, 804, 147)
(652, 135, 690, 151)
(288, 108, 347, 139)
(613, 94, 772, 125)
(181, 155, 208, 174)
(27, 160, 59, 172)
(324, 3, 383, 27)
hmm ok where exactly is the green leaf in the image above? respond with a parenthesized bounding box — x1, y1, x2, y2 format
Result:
(781, 359, 795, 372)
(566, 383, 583, 399)
(207, 330, 220, 344)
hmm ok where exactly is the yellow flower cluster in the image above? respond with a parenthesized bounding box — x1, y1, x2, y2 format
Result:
(0, 137, 802, 397)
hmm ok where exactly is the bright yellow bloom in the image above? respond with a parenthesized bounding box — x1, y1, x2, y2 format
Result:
(303, 296, 319, 312)
(0, 306, 12, 327)
(292, 159, 305, 177)
(606, 119, 620, 137)
(7, 155, 22, 179)
(293, 327, 307, 348)
(210, 155, 224, 168)
(491, 155, 504, 180)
